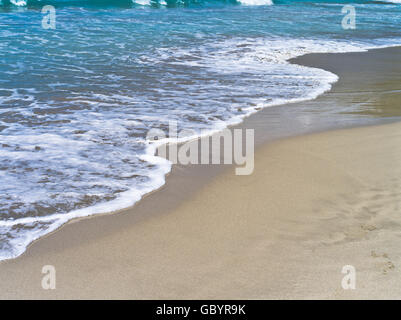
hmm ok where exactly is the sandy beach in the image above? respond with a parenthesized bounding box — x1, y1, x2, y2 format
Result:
(1, 47, 401, 299)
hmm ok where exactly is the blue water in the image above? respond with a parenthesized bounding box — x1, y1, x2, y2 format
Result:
(0, 0, 400, 260)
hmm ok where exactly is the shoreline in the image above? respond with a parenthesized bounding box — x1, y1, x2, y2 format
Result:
(4, 45, 401, 263)
(0, 42, 339, 262)
(1, 46, 401, 298)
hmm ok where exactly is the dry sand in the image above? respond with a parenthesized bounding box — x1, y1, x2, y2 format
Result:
(1, 121, 401, 299)
(1, 47, 401, 299)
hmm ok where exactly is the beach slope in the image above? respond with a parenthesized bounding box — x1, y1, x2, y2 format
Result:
(0, 121, 401, 299)
(1, 47, 401, 299)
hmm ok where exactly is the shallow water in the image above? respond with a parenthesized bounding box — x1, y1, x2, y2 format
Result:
(1, 0, 401, 260)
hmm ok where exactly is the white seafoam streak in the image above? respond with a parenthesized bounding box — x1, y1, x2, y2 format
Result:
(238, 0, 273, 5)
(132, 0, 273, 5)
(379, 0, 401, 3)
(9, 0, 27, 6)
(6, 0, 273, 6)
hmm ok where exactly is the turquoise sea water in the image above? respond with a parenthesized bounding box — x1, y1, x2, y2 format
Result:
(0, 0, 400, 260)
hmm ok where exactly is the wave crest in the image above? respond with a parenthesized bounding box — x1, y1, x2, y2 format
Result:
(2, 0, 273, 7)
(378, 0, 401, 3)
(238, 0, 272, 5)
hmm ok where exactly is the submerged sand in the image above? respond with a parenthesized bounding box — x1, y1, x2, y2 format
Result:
(0, 47, 401, 299)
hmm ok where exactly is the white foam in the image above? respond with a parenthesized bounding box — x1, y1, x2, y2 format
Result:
(238, 0, 273, 5)
(378, 0, 401, 3)
(133, 0, 151, 5)
(130, 0, 273, 6)
(9, 0, 26, 6)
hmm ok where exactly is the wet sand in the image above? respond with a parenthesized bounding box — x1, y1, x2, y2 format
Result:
(0, 47, 401, 299)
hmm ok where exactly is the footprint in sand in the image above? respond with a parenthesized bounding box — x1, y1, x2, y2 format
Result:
(371, 251, 395, 274)
(361, 224, 377, 232)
